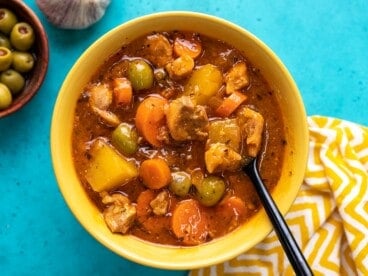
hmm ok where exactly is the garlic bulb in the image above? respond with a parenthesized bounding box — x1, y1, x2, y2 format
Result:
(36, 0, 111, 29)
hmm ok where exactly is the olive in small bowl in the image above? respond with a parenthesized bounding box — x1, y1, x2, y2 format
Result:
(0, 8, 17, 34)
(0, 0, 48, 118)
(12, 51, 35, 73)
(10, 22, 35, 51)
(0, 46, 12, 71)
(0, 69, 25, 95)
(0, 33, 11, 48)
(0, 82, 12, 110)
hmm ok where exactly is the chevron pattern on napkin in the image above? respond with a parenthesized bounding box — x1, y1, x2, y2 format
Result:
(190, 116, 368, 276)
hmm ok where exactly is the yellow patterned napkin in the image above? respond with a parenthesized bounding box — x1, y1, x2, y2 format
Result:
(190, 116, 368, 276)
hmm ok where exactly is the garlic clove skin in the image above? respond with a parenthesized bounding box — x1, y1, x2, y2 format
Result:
(36, 0, 111, 29)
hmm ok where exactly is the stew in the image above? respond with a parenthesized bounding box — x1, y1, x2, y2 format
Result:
(72, 31, 286, 246)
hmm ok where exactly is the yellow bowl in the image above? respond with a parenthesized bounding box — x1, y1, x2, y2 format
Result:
(51, 12, 308, 270)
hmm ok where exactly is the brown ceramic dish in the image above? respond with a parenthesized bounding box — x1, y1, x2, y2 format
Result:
(0, 0, 49, 118)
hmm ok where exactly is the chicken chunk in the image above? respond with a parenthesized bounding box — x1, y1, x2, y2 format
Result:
(165, 96, 209, 141)
(89, 83, 121, 126)
(205, 142, 242, 173)
(89, 83, 112, 110)
(165, 54, 194, 80)
(150, 190, 169, 216)
(143, 33, 173, 68)
(237, 107, 264, 157)
(224, 61, 249, 94)
(102, 193, 136, 234)
(91, 106, 121, 127)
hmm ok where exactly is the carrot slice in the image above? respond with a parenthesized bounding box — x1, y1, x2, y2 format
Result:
(139, 158, 171, 189)
(135, 96, 168, 147)
(136, 189, 170, 234)
(136, 189, 156, 219)
(215, 91, 247, 117)
(171, 199, 209, 245)
(173, 37, 202, 59)
(113, 77, 133, 105)
(215, 196, 248, 232)
(217, 196, 248, 216)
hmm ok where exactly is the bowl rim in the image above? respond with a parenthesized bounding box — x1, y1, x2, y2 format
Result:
(51, 11, 309, 270)
(0, 0, 49, 118)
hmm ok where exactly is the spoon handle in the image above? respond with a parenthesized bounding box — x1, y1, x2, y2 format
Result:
(244, 160, 314, 276)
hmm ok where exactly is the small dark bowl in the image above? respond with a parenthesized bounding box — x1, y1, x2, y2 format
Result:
(0, 0, 49, 118)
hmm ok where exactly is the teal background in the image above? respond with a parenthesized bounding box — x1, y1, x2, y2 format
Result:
(1, 1, 367, 275)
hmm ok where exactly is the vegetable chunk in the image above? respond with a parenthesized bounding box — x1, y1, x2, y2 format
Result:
(135, 96, 168, 147)
(195, 176, 226, 206)
(171, 199, 210, 245)
(184, 64, 222, 105)
(215, 91, 247, 117)
(85, 139, 138, 192)
(139, 158, 172, 189)
(112, 77, 133, 105)
(215, 196, 248, 232)
(208, 119, 241, 152)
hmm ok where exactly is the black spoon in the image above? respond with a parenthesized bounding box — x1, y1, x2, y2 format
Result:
(243, 157, 314, 276)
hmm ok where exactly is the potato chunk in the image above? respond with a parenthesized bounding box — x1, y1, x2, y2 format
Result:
(184, 64, 222, 105)
(208, 119, 241, 152)
(85, 139, 138, 192)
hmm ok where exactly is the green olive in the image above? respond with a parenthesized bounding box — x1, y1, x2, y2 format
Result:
(0, 8, 18, 35)
(111, 123, 138, 156)
(10, 22, 35, 51)
(0, 33, 11, 49)
(128, 59, 154, 90)
(0, 47, 13, 71)
(12, 51, 34, 73)
(169, 171, 192, 197)
(0, 82, 12, 110)
(0, 69, 25, 95)
(195, 176, 226, 206)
